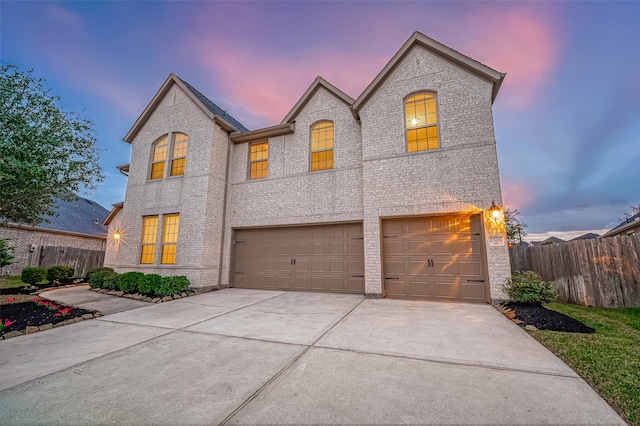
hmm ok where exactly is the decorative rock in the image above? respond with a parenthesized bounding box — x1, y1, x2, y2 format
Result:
(525, 325, 538, 331)
(173, 294, 181, 300)
(162, 296, 172, 302)
(39, 324, 53, 331)
(99, 289, 109, 294)
(53, 322, 64, 328)
(82, 314, 93, 320)
(64, 319, 76, 326)
(3, 330, 24, 338)
(512, 319, 522, 325)
(505, 311, 516, 319)
(151, 298, 160, 303)
(181, 292, 187, 298)
(73, 317, 83, 323)
(114, 291, 124, 296)
(25, 326, 39, 334)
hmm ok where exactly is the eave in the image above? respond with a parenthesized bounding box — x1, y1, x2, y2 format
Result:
(230, 123, 295, 144)
(282, 76, 357, 124)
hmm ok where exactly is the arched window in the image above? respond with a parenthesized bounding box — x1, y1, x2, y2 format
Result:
(310, 121, 334, 171)
(404, 93, 438, 152)
(170, 133, 188, 176)
(148, 132, 188, 180)
(150, 136, 168, 180)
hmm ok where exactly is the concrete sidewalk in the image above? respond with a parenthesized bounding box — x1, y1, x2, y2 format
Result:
(0, 288, 625, 425)
(41, 285, 150, 315)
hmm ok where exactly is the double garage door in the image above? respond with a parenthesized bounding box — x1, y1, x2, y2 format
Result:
(232, 215, 488, 302)
(233, 223, 365, 294)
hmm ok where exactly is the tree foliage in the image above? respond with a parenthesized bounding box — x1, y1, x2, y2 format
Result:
(620, 204, 640, 223)
(505, 208, 528, 244)
(0, 64, 103, 224)
(0, 238, 14, 269)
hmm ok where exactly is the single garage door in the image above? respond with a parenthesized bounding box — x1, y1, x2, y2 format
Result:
(383, 214, 488, 302)
(233, 223, 364, 294)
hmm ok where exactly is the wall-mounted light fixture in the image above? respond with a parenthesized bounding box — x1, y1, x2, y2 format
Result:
(488, 201, 504, 224)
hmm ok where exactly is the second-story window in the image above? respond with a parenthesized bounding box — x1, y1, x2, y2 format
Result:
(149, 132, 189, 180)
(311, 121, 334, 171)
(170, 133, 188, 176)
(150, 136, 168, 180)
(249, 141, 268, 180)
(405, 93, 439, 152)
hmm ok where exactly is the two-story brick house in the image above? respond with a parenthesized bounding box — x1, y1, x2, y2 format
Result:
(105, 31, 510, 303)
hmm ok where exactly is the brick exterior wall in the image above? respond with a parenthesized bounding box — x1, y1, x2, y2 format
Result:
(114, 41, 510, 301)
(0, 225, 105, 276)
(103, 209, 122, 268)
(113, 84, 225, 287)
(358, 45, 510, 298)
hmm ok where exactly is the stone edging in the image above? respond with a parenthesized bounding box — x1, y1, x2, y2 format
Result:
(494, 304, 538, 331)
(88, 287, 196, 303)
(1, 311, 104, 340)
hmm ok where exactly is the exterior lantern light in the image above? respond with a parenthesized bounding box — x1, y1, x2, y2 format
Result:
(113, 232, 121, 240)
(488, 201, 504, 224)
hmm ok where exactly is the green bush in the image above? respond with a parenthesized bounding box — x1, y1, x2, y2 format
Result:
(46, 265, 75, 281)
(88, 270, 119, 289)
(154, 276, 190, 297)
(503, 270, 557, 305)
(139, 274, 161, 296)
(21, 267, 46, 286)
(86, 267, 114, 280)
(118, 271, 144, 294)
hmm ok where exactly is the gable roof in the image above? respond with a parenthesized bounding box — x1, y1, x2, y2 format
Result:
(282, 76, 356, 124)
(570, 233, 600, 241)
(352, 31, 506, 112)
(123, 73, 248, 143)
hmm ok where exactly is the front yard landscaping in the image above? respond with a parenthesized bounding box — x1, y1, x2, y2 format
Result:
(528, 302, 640, 426)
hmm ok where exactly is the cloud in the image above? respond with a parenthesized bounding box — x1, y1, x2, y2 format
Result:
(188, 38, 385, 128)
(459, 7, 561, 108)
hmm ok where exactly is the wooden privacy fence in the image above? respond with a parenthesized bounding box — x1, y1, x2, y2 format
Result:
(509, 234, 640, 308)
(39, 246, 105, 278)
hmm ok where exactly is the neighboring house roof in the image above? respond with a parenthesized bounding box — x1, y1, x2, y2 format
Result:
(123, 73, 249, 143)
(103, 202, 124, 226)
(602, 212, 640, 237)
(540, 237, 566, 245)
(570, 233, 600, 241)
(282, 76, 356, 124)
(3, 196, 109, 237)
(352, 31, 506, 112)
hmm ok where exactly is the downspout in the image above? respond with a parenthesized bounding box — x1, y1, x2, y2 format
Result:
(217, 127, 232, 290)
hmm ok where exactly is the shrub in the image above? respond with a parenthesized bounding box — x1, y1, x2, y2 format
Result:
(88, 270, 119, 290)
(86, 267, 114, 280)
(46, 265, 75, 281)
(21, 267, 46, 286)
(119, 272, 144, 294)
(503, 270, 557, 305)
(154, 276, 190, 297)
(139, 274, 161, 296)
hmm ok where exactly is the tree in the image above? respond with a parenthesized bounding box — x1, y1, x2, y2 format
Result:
(0, 238, 14, 269)
(0, 64, 103, 225)
(505, 208, 528, 244)
(619, 204, 640, 223)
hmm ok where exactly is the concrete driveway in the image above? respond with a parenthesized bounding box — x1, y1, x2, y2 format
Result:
(0, 288, 624, 425)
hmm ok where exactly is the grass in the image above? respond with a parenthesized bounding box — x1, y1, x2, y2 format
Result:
(0, 275, 47, 290)
(529, 302, 640, 426)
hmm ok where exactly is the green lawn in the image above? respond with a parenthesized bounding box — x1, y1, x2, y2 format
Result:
(0, 275, 48, 289)
(530, 302, 640, 426)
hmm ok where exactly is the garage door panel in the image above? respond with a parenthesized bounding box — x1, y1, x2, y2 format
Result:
(407, 219, 428, 235)
(234, 224, 364, 294)
(384, 279, 407, 298)
(383, 221, 404, 236)
(461, 283, 484, 300)
(408, 260, 427, 275)
(347, 241, 363, 255)
(459, 261, 482, 277)
(407, 240, 428, 254)
(409, 280, 431, 297)
(434, 281, 459, 298)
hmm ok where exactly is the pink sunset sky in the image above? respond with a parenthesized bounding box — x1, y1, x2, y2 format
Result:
(2, 1, 639, 241)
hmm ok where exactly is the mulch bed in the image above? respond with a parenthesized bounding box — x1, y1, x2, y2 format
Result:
(501, 302, 595, 333)
(1, 298, 98, 339)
